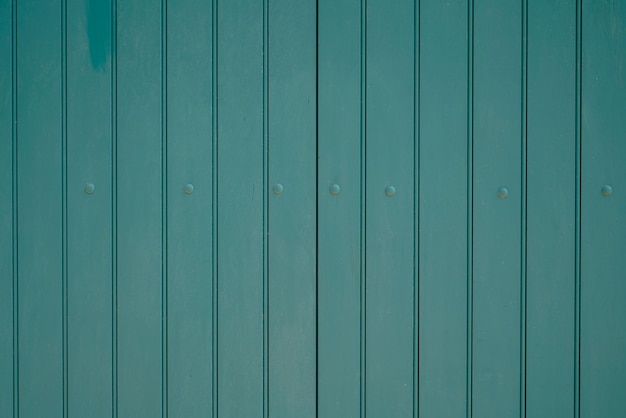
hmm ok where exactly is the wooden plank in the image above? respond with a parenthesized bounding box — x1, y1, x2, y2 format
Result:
(216, 0, 265, 415)
(525, 0, 576, 415)
(581, 1, 626, 416)
(365, 0, 415, 415)
(267, 0, 317, 415)
(17, 1, 64, 416)
(116, 0, 163, 415)
(66, 0, 113, 415)
(418, 0, 469, 415)
(472, 0, 523, 415)
(166, 0, 214, 415)
(0, 0, 14, 416)
(317, 0, 362, 415)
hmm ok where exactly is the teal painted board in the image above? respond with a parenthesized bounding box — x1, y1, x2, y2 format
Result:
(268, 0, 317, 415)
(581, 1, 626, 416)
(526, 0, 576, 416)
(17, 1, 64, 416)
(166, 0, 214, 416)
(116, 0, 163, 415)
(217, 0, 265, 415)
(418, 0, 469, 416)
(6, 3, 626, 417)
(66, 0, 113, 416)
(317, 0, 362, 415)
(473, 0, 523, 416)
(365, 0, 415, 415)
(0, 1, 14, 416)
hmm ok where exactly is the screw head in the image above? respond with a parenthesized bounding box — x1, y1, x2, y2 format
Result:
(385, 185, 397, 197)
(497, 186, 509, 199)
(329, 184, 341, 195)
(273, 183, 284, 195)
(601, 185, 613, 196)
(183, 183, 195, 194)
(85, 183, 96, 194)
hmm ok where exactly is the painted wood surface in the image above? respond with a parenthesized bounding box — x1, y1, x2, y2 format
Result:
(1, 1, 624, 417)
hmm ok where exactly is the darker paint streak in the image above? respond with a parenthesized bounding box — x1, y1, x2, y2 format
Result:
(86, 0, 111, 71)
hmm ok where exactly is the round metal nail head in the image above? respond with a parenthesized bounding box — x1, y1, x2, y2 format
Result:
(497, 186, 509, 199)
(184, 183, 195, 194)
(385, 185, 396, 197)
(329, 184, 341, 195)
(85, 183, 96, 194)
(601, 185, 612, 196)
(273, 183, 284, 195)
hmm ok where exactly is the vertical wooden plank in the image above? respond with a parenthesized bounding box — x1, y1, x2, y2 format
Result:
(581, 2, 626, 417)
(317, 0, 361, 415)
(166, 0, 213, 415)
(116, 0, 163, 415)
(525, 0, 576, 416)
(17, 1, 64, 416)
(472, 0, 522, 415)
(0, 1, 14, 416)
(65, 1, 113, 415)
(217, 0, 265, 415)
(418, 0, 469, 416)
(268, 0, 316, 416)
(365, 0, 415, 415)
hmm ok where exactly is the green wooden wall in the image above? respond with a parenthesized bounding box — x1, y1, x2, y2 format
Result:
(1, 0, 625, 417)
